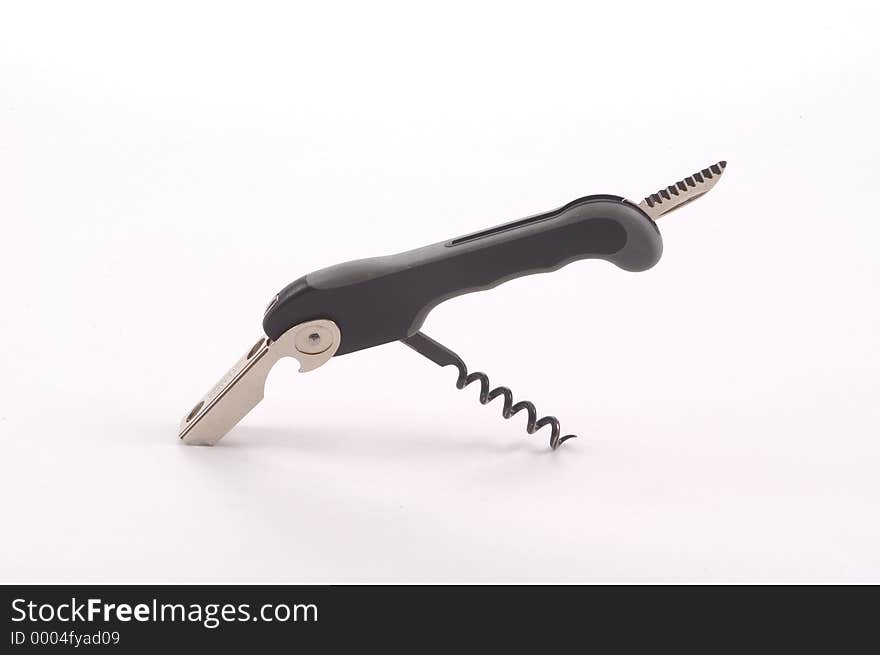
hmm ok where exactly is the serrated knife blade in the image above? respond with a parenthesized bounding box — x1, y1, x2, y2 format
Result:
(637, 161, 727, 220)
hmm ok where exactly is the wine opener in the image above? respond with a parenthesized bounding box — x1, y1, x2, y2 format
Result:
(179, 161, 727, 449)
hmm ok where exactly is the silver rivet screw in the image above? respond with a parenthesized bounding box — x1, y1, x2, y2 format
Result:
(295, 325, 333, 354)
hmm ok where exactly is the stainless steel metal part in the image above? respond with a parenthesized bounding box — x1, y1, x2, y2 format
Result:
(294, 324, 334, 355)
(179, 319, 341, 446)
(636, 161, 727, 220)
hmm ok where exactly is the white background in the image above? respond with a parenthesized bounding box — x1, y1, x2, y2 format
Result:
(2, 1, 879, 583)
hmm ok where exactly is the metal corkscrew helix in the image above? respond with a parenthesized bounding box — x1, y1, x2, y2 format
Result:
(180, 161, 727, 452)
(403, 332, 577, 449)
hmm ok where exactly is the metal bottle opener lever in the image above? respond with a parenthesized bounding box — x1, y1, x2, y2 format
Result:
(180, 161, 727, 448)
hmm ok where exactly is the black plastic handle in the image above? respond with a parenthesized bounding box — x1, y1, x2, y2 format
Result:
(263, 194, 662, 355)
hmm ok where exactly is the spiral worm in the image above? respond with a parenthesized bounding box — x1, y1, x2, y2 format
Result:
(403, 332, 577, 450)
